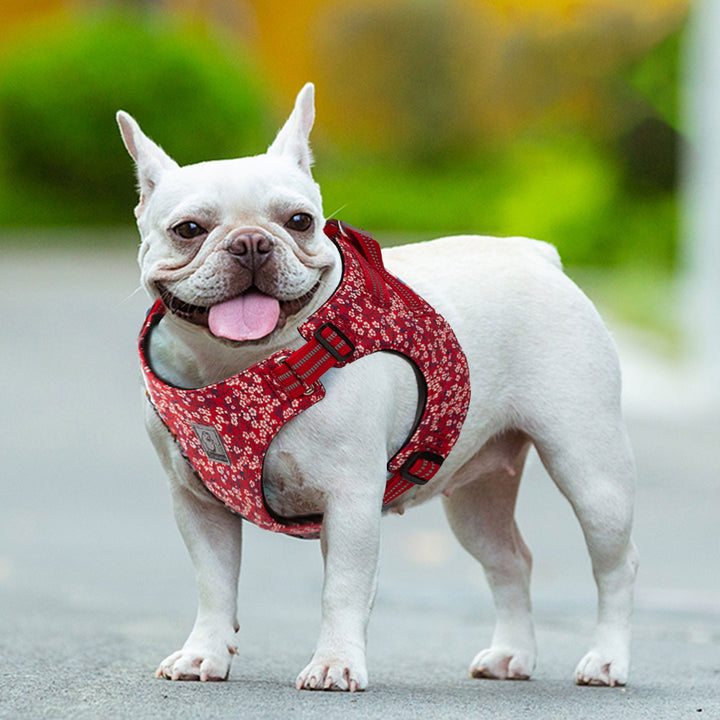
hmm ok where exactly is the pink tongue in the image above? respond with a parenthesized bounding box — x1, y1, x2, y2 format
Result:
(208, 290, 281, 341)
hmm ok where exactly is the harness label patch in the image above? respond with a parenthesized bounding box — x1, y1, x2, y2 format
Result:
(191, 423, 230, 465)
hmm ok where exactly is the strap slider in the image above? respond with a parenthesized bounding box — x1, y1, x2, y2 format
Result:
(398, 451, 444, 485)
(314, 322, 354, 362)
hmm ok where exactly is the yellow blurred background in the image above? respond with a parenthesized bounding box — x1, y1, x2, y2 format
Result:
(1, 0, 687, 140)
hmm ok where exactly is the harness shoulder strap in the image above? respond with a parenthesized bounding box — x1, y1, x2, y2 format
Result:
(324, 220, 427, 312)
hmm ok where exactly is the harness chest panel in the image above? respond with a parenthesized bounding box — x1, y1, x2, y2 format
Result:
(139, 221, 471, 539)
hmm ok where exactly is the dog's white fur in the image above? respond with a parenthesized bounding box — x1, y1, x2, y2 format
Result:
(118, 83, 638, 691)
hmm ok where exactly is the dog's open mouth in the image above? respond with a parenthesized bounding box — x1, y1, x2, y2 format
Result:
(157, 282, 321, 341)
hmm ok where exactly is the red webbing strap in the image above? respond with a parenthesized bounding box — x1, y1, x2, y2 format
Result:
(272, 323, 354, 399)
(383, 476, 415, 505)
(272, 321, 444, 506)
(382, 272, 425, 311)
(383, 452, 443, 505)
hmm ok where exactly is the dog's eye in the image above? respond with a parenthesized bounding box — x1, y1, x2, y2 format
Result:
(286, 213, 313, 232)
(172, 221, 207, 240)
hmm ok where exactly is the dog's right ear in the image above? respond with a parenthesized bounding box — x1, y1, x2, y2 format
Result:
(116, 111, 178, 216)
(267, 83, 315, 176)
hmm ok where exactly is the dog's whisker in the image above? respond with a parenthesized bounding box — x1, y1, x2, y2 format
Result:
(120, 285, 145, 305)
(326, 204, 347, 220)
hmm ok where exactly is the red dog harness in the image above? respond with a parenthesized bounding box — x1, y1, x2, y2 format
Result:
(139, 221, 471, 539)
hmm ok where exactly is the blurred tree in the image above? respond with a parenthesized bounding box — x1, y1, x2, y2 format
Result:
(310, 0, 687, 159)
(0, 5, 273, 225)
(0, 0, 689, 272)
(627, 26, 682, 129)
(313, 0, 496, 164)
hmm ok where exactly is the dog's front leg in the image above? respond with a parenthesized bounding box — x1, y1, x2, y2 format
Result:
(296, 487, 382, 692)
(156, 482, 243, 682)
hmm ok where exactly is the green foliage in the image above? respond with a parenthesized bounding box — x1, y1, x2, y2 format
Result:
(0, 3, 680, 273)
(492, 136, 619, 264)
(317, 133, 677, 269)
(311, 0, 682, 270)
(316, 158, 496, 237)
(0, 6, 274, 225)
(627, 26, 683, 131)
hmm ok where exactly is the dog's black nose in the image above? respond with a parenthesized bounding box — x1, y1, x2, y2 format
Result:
(226, 232, 274, 268)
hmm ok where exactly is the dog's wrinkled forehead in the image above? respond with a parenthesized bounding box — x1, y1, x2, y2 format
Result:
(144, 154, 323, 230)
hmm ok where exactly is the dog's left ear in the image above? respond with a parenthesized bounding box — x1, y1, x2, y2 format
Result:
(267, 83, 315, 176)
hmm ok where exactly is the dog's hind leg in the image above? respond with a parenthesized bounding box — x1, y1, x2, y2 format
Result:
(443, 431, 537, 680)
(533, 415, 639, 687)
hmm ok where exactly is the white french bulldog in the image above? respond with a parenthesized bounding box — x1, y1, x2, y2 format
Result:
(117, 83, 638, 691)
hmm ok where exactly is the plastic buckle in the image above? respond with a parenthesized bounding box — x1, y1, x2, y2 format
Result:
(399, 451, 444, 485)
(314, 322, 354, 362)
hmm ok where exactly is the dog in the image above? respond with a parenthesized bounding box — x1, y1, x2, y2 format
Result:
(117, 83, 638, 691)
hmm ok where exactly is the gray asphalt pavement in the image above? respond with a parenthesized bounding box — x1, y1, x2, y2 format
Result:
(1, 242, 718, 719)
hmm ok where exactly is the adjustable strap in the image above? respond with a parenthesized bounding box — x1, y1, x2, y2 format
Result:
(272, 322, 354, 399)
(270, 320, 444, 506)
(383, 450, 444, 505)
(272, 224, 448, 507)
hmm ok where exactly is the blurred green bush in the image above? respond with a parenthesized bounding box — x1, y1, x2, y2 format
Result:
(311, 1, 683, 271)
(317, 133, 677, 269)
(0, 6, 273, 226)
(0, 2, 682, 274)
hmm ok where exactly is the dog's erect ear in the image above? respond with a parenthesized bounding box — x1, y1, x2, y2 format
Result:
(116, 111, 179, 215)
(267, 83, 315, 176)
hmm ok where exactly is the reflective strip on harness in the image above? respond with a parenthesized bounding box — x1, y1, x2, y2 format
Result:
(271, 323, 355, 399)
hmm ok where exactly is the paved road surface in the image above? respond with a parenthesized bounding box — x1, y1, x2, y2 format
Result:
(1, 244, 718, 719)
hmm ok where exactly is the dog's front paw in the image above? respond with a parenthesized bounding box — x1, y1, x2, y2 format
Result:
(156, 635, 238, 682)
(574, 650, 628, 687)
(469, 647, 535, 681)
(295, 652, 368, 692)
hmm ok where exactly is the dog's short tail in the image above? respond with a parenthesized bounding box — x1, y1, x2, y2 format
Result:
(529, 239, 563, 270)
